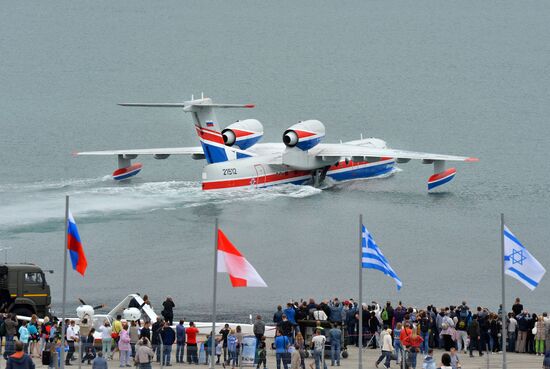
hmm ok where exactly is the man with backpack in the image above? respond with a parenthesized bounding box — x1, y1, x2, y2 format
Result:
(456, 316, 469, 353)
(381, 302, 394, 329)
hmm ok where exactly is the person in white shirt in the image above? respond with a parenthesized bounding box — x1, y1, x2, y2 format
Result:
(313, 307, 327, 321)
(311, 330, 327, 369)
(373, 303, 383, 325)
(507, 313, 518, 353)
(98, 320, 113, 359)
(65, 320, 78, 365)
(375, 328, 392, 369)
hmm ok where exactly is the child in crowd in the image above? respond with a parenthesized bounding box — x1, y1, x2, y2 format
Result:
(256, 336, 267, 369)
(449, 347, 461, 369)
(46, 338, 60, 369)
(422, 349, 436, 369)
(291, 344, 301, 369)
(439, 353, 452, 369)
(216, 338, 223, 365)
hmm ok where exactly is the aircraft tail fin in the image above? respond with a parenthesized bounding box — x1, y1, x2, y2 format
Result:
(119, 96, 255, 164)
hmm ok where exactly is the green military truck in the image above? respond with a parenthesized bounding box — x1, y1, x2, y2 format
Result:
(0, 263, 51, 317)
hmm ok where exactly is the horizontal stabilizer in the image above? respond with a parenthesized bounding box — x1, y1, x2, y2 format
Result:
(118, 102, 255, 109)
(77, 147, 204, 156)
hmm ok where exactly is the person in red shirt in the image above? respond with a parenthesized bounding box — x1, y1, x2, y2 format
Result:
(399, 322, 413, 344)
(186, 322, 199, 364)
(401, 326, 423, 369)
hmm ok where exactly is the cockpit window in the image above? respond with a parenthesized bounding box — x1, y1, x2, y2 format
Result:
(24, 272, 43, 284)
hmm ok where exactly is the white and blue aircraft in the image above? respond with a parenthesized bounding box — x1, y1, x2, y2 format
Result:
(77, 96, 478, 191)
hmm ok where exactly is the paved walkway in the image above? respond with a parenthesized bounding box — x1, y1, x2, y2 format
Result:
(18, 345, 545, 369)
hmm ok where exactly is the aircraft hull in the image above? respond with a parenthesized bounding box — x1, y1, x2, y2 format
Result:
(201, 157, 395, 190)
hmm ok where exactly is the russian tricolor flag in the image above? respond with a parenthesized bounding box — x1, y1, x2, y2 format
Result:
(67, 211, 88, 276)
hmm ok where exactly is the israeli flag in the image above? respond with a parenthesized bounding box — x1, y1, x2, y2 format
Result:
(362, 225, 403, 290)
(504, 226, 546, 291)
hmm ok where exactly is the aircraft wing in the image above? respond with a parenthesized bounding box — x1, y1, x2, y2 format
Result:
(281, 142, 478, 190)
(76, 147, 207, 180)
(77, 147, 203, 156)
(310, 143, 479, 163)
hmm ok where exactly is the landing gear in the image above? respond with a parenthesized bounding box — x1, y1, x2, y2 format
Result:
(311, 166, 330, 187)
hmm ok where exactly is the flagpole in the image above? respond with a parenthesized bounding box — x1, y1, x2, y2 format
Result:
(61, 195, 69, 369)
(210, 218, 219, 369)
(358, 214, 363, 369)
(500, 213, 507, 369)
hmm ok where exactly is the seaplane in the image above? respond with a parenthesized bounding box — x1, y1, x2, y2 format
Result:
(17, 294, 276, 340)
(74, 294, 276, 339)
(77, 95, 479, 191)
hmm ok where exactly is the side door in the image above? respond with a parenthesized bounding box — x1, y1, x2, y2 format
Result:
(254, 164, 266, 188)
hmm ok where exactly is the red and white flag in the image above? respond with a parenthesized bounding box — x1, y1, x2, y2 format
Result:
(217, 229, 267, 287)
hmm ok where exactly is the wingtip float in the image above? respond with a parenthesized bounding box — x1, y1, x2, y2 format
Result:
(112, 162, 143, 181)
(428, 167, 457, 191)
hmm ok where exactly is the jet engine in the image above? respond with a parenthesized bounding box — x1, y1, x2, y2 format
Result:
(76, 298, 106, 321)
(282, 120, 325, 151)
(76, 304, 94, 320)
(123, 307, 142, 321)
(222, 119, 263, 150)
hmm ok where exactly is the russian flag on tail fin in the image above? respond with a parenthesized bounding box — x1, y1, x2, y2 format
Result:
(67, 211, 88, 276)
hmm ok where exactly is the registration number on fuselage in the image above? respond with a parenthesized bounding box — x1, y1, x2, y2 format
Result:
(222, 168, 237, 176)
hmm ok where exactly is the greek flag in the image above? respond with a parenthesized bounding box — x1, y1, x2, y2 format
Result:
(362, 225, 403, 290)
(504, 225, 546, 291)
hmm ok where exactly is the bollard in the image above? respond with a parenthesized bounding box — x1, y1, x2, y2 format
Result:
(160, 341, 164, 369)
(78, 339, 82, 369)
(238, 344, 243, 369)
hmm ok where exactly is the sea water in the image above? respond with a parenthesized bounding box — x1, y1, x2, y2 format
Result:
(0, 0, 548, 321)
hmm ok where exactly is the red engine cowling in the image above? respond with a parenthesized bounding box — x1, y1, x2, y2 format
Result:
(283, 120, 325, 151)
(221, 119, 263, 150)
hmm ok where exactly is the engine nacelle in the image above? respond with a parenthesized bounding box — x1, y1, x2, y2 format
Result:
(283, 120, 325, 151)
(76, 305, 95, 320)
(123, 307, 141, 321)
(222, 119, 263, 150)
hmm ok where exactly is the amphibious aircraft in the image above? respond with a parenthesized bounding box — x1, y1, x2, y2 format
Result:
(77, 96, 478, 191)
(17, 294, 276, 342)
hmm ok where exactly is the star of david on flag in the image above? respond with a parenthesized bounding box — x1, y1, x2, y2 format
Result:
(504, 225, 546, 291)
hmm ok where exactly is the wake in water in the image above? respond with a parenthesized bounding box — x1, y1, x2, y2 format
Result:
(0, 177, 321, 233)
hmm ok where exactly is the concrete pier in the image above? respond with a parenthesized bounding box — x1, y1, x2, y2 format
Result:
(28, 338, 545, 369)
